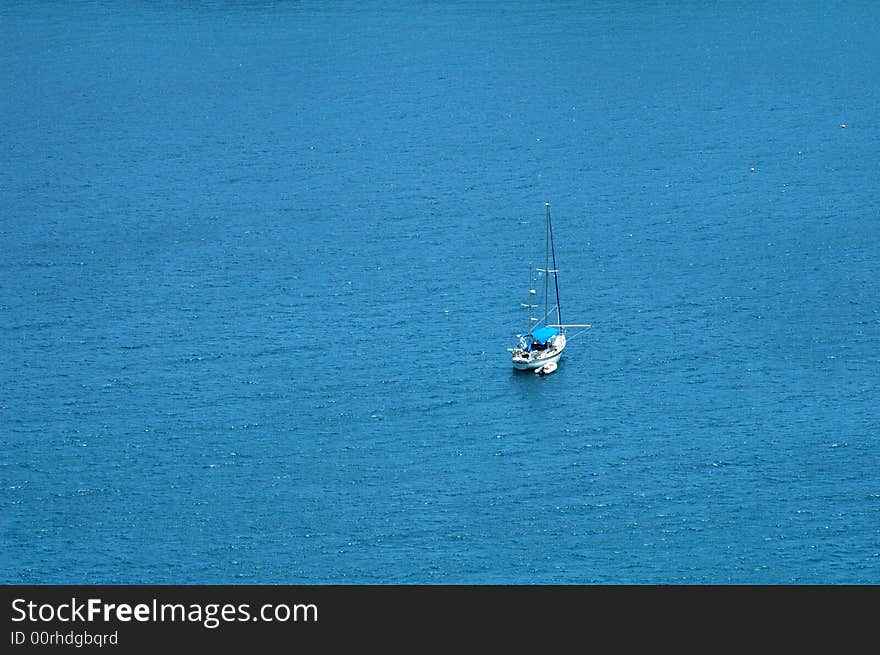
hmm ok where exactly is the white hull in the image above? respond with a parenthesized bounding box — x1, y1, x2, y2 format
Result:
(511, 334, 566, 370)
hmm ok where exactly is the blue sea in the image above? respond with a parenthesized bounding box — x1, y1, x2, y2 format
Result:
(2, 1, 878, 584)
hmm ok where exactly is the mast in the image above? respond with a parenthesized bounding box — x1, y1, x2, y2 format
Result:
(541, 202, 592, 333)
(544, 202, 550, 325)
(521, 263, 537, 333)
(548, 202, 562, 328)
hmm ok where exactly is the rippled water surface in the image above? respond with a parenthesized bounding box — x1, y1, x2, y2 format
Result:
(2, 1, 878, 583)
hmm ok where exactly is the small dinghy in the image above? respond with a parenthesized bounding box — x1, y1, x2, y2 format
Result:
(536, 361, 557, 376)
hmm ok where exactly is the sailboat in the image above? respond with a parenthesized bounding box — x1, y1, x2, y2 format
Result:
(510, 202, 590, 372)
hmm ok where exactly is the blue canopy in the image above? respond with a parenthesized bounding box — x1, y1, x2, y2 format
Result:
(530, 327, 560, 344)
